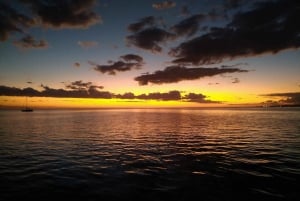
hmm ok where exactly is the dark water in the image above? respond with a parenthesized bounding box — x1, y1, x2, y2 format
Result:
(0, 108, 299, 201)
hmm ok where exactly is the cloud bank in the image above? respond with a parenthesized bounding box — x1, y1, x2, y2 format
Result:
(91, 54, 144, 75)
(262, 92, 300, 105)
(135, 65, 248, 85)
(171, 14, 206, 37)
(22, 0, 101, 29)
(127, 28, 175, 53)
(1, 0, 101, 42)
(0, 85, 218, 103)
(170, 0, 300, 65)
(14, 35, 48, 49)
(128, 16, 156, 33)
(0, 2, 35, 41)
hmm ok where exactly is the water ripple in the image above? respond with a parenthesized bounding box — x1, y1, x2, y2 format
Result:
(0, 108, 299, 200)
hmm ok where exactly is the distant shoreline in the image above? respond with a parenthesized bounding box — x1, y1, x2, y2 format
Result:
(1, 105, 300, 111)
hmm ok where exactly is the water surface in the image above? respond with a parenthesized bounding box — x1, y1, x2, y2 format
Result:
(0, 108, 299, 200)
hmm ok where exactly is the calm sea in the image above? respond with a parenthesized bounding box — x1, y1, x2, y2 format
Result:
(0, 108, 299, 201)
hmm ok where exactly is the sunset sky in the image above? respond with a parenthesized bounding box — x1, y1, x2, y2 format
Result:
(0, 0, 299, 108)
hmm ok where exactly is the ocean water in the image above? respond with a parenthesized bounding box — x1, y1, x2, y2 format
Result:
(0, 108, 299, 201)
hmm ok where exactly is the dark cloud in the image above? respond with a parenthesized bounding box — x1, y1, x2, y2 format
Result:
(127, 15, 175, 52)
(128, 16, 156, 32)
(171, 14, 206, 37)
(170, 0, 300, 65)
(92, 61, 140, 75)
(231, 78, 240, 83)
(261, 99, 281, 107)
(21, 0, 101, 29)
(87, 86, 111, 98)
(118, 90, 218, 103)
(136, 91, 181, 101)
(0, 2, 35, 41)
(120, 54, 144, 63)
(65, 80, 104, 91)
(115, 92, 135, 99)
(127, 28, 175, 52)
(13, 35, 48, 49)
(91, 54, 144, 75)
(78, 40, 98, 48)
(36, 83, 110, 99)
(66, 80, 105, 98)
(262, 92, 300, 105)
(0, 85, 16, 95)
(74, 62, 80, 68)
(0, 85, 219, 103)
(1, 0, 101, 42)
(135, 65, 248, 85)
(221, 63, 248, 68)
(183, 93, 220, 103)
(0, 85, 39, 97)
(40, 84, 84, 98)
(152, 1, 176, 10)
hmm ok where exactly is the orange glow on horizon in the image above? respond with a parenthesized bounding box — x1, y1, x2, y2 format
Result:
(0, 96, 191, 109)
(0, 95, 271, 109)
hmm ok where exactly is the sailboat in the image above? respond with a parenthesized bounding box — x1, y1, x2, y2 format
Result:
(21, 96, 33, 112)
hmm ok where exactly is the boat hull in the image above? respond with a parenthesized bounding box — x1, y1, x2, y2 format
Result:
(21, 109, 33, 112)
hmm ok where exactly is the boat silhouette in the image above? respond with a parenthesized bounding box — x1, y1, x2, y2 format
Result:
(21, 107, 33, 112)
(21, 96, 33, 112)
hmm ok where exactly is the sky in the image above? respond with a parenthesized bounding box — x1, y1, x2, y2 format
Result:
(0, 0, 300, 108)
